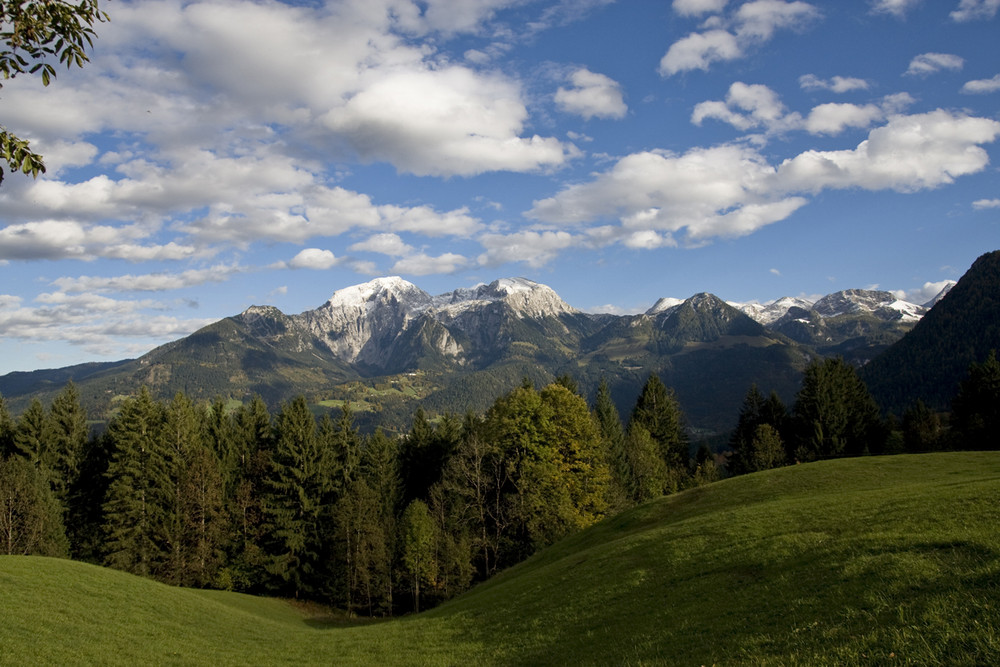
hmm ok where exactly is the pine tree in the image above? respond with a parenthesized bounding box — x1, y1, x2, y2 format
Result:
(226, 395, 272, 591)
(102, 387, 171, 577)
(593, 378, 630, 507)
(44, 382, 88, 507)
(0, 394, 14, 459)
(729, 385, 789, 475)
(629, 374, 687, 492)
(263, 395, 331, 598)
(950, 350, 1000, 449)
(12, 398, 47, 467)
(792, 358, 884, 461)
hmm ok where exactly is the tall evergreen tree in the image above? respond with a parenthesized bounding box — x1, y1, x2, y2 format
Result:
(226, 395, 273, 591)
(729, 385, 789, 475)
(629, 374, 687, 492)
(12, 398, 47, 467)
(263, 395, 331, 598)
(792, 358, 884, 461)
(950, 350, 1000, 449)
(44, 382, 89, 509)
(0, 394, 14, 459)
(102, 387, 171, 577)
(593, 378, 629, 507)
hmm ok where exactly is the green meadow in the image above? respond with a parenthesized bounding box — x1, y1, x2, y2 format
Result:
(3, 452, 999, 665)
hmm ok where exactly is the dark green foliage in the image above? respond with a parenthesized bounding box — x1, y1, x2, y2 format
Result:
(629, 374, 687, 491)
(102, 387, 171, 577)
(0, 455, 68, 556)
(262, 396, 331, 598)
(728, 385, 789, 475)
(401, 499, 436, 613)
(43, 382, 88, 506)
(949, 350, 1000, 449)
(902, 400, 944, 452)
(792, 358, 884, 461)
(862, 250, 1000, 414)
(0, 394, 14, 458)
(12, 398, 46, 466)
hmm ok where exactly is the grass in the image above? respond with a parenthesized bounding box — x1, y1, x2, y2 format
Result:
(3, 452, 1000, 665)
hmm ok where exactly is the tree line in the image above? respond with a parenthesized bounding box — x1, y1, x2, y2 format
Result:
(2, 352, 997, 613)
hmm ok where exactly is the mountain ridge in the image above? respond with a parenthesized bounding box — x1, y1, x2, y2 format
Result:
(0, 272, 965, 435)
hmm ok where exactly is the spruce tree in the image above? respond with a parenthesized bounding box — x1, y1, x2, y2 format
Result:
(44, 382, 88, 508)
(263, 395, 330, 598)
(629, 374, 687, 492)
(950, 350, 1000, 449)
(792, 358, 884, 460)
(0, 394, 14, 459)
(593, 379, 630, 507)
(102, 387, 171, 577)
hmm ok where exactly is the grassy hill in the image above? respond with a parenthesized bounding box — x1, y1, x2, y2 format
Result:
(3, 452, 1000, 665)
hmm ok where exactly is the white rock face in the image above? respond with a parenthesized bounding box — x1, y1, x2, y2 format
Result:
(812, 289, 927, 322)
(433, 278, 577, 319)
(732, 296, 815, 325)
(646, 297, 684, 316)
(295, 277, 433, 364)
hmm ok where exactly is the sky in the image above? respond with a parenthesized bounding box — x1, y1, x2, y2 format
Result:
(1, 0, 999, 374)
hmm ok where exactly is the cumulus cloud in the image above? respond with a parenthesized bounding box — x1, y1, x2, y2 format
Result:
(692, 82, 908, 136)
(390, 252, 469, 275)
(962, 74, 1000, 94)
(950, 0, 1000, 21)
(477, 230, 578, 267)
(972, 198, 1000, 209)
(289, 248, 340, 270)
(775, 110, 1000, 193)
(673, 0, 729, 16)
(554, 68, 628, 120)
(349, 233, 415, 257)
(529, 110, 1000, 250)
(898, 280, 957, 305)
(322, 66, 574, 177)
(905, 53, 965, 76)
(799, 74, 870, 93)
(660, 1, 820, 76)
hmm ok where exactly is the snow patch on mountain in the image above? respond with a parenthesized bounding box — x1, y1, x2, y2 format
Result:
(646, 297, 684, 316)
(732, 296, 815, 325)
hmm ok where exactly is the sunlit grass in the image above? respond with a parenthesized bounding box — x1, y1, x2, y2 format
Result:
(3, 452, 999, 665)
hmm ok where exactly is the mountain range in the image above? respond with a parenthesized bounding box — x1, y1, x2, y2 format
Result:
(0, 265, 974, 437)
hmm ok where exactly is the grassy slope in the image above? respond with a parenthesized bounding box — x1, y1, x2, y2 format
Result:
(3, 452, 1000, 665)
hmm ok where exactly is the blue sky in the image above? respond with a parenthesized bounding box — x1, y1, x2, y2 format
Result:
(1, 0, 998, 373)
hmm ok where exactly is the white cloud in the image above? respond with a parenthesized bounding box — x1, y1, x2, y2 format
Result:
(660, 1, 819, 76)
(349, 233, 414, 256)
(554, 68, 628, 120)
(972, 198, 1000, 209)
(950, 0, 1000, 21)
(477, 230, 578, 267)
(52, 264, 244, 293)
(390, 252, 469, 275)
(899, 280, 957, 304)
(799, 74, 870, 93)
(673, 0, 729, 16)
(693, 83, 903, 136)
(905, 53, 965, 76)
(962, 74, 1000, 94)
(528, 110, 1000, 250)
(322, 65, 575, 177)
(0, 290, 214, 356)
(659, 29, 742, 75)
(776, 110, 1000, 193)
(289, 248, 340, 270)
(804, 103, 884, 135)
(870, 0, 921, 17)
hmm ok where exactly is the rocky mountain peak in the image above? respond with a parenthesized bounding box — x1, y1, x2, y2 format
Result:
(813, 289, 925, 322)
(323, 276, 433, 315)
(433, 277, 577, 318)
